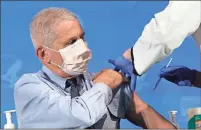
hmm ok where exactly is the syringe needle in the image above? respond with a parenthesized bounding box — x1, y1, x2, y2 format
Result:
(153, 58, 173, 91)
(166, 58, 173, 67)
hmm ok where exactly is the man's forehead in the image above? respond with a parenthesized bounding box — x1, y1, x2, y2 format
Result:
(54, 19, 83, 37)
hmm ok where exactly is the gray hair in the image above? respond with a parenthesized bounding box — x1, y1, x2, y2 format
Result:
(30, 7, 77, 49)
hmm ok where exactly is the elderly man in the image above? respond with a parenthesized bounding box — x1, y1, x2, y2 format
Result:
(14, 7, 175, 129)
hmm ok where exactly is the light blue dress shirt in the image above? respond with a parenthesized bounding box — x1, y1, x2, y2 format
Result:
(14, 66, 132, 128)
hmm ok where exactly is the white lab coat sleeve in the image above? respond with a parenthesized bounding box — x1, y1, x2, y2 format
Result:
(131, 1, 201, 75)
(192, 24, 201, 52)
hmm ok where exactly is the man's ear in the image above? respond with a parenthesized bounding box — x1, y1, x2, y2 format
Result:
(36, 46, 50, 63)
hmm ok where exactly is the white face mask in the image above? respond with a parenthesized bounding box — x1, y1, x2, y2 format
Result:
(45, 39, 92, 76)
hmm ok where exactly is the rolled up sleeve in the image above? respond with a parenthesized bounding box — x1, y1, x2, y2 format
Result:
(14, 76, 112, 128)
(131, 1, 201, 75)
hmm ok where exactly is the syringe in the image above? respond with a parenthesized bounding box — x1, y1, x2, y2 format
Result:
(153, 58, 173, 91)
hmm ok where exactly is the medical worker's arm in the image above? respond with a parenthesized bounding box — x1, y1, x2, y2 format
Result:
(14, 70, 123, 128)
(192, 24, 201, 51)
(130, 1, 201, 75)
(126, 93, 176, 129)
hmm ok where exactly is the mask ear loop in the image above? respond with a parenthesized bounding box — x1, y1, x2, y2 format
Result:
(49, 60, 62, 68)
(43, 45, 63, 69)
(43, 45, 60, 52)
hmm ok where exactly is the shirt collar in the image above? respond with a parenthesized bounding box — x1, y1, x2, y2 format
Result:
(42, 66, 67, 90)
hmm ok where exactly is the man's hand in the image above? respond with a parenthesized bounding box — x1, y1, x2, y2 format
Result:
(92, 69, 124, 89)
(159, 65, 197, 86)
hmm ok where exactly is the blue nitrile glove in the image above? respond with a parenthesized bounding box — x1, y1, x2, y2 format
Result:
(159, 65, 197, 86)
(108, 56, 137, 91)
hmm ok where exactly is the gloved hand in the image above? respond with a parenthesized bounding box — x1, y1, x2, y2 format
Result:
(159, 65, 197, 86)
(108, 56, 137, 91)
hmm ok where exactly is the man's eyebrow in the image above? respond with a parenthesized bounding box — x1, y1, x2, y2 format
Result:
(67, 31, 85, 40)
(64, 31, 86, 44)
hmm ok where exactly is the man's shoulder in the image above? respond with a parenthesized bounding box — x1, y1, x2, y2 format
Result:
(14, 71, 42, 90)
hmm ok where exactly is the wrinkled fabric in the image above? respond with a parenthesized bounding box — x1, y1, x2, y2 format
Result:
(14, 66, 132, 128)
